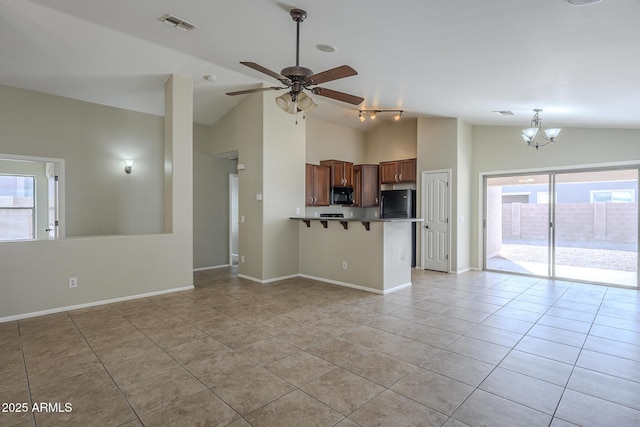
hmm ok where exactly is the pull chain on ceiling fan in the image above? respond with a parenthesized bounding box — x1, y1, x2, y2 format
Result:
(226, 8, 364, 114)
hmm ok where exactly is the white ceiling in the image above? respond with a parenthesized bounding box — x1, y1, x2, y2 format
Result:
(1, 0, 639, 130)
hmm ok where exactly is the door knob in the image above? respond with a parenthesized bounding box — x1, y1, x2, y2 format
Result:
(425, 225, 430, 229)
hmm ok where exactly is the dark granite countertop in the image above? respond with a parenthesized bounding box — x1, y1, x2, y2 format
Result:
(290, 217, 423, 222)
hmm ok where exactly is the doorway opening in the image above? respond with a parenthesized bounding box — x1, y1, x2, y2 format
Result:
(229, 173, 239, 266)
(484, 166, 638, 287)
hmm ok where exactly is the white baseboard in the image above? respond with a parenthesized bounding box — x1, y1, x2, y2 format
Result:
(193, 264, 230, 272)
(237, 273, 299, 284)
(0, 285, 194, 323)
(384, 282, 413, 294)
(455, 267, 473, 274)
(299, 274, 411, 295)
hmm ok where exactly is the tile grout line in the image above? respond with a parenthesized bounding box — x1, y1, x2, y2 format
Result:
(16, 320, 37, 427)
(66, 309, 146, 427)
(441, 278, 559, 425)
(13, 269, 640, 426)
(546, 281, 608, 424)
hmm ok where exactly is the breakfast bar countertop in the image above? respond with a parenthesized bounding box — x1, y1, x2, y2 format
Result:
(290, 216, 423, 222)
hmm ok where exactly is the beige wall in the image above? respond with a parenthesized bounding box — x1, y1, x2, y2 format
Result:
(262, 95, 306, 280)
(193, 123, 237, 269)
(298, 220, 412, 293)
(365, 119, 417, 164)
(456, 120, 473, 271)
(0, 74, 194, 321)
(306, 117, 418, 166)
(0, 84, 165, 237)
(306, 117, 366, 164)
(471, 125, 640, 269)
(417, 118, 456, 272)
(211, 92, 305, 282)
(212, 94, 264, 280)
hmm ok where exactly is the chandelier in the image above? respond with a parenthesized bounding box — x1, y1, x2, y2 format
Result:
(521, 109, 561, 149)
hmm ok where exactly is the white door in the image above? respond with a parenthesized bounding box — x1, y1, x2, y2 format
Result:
(422, 171, 450, 272)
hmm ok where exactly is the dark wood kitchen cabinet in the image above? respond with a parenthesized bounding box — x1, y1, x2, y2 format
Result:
(320, 160, 353, 187)
(353, 164, 379, 207)
(305, 164, 330, 206)
(379, 158, 417, 184)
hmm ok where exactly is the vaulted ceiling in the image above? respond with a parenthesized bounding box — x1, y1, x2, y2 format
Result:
(1, 0, 639, 130)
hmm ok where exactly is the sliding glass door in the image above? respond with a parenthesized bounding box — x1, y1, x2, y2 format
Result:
(484, 167, 638, 287)
(554, 169, 638, 286)
(485, 174, 551, 276)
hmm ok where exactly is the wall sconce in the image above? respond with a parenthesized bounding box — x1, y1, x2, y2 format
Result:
(124, 159, 134, 174)
(358, 109, 403, 122)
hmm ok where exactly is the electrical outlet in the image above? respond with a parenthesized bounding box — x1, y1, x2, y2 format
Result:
(241, 255, 245, 263)
(342, 261, 348, 270)
(68, 277, 78, 288)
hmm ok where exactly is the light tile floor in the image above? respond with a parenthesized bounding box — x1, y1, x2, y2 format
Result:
(2, 268, 640, 426)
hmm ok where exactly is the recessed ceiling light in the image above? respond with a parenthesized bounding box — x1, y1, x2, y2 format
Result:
(316, 44, 337, 53)
(565, 0, 602, 6)
(203, 75, 216, 83)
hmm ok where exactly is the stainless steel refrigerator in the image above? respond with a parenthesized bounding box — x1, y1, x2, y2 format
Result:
(381, 189, 417, 267)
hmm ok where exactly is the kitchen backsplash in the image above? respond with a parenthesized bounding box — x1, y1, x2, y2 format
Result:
(304, 206, 380, 219)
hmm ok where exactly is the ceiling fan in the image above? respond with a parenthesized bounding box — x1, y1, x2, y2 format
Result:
(226, 8, 364, 113)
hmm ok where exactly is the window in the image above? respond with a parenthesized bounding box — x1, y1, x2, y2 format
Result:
(591, 189, 635, 203)
(0, 175, 35, 240)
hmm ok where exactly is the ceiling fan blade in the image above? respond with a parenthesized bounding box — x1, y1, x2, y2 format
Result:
(311, 87, 364, 105)
(307, 65, 358, 85)
(226, 86, 286, 96)
(240, 61, 289, 83)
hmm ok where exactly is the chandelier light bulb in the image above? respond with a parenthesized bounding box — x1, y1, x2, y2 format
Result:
(544, 128, 561, 140)
(523, 128, 539, 140)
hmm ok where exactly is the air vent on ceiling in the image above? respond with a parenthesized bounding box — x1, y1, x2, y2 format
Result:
(159, 14, 198, 31)
(492, 110, 515, 116)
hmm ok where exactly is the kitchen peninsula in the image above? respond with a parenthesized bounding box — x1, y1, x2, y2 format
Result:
(292, 216, 423, 294)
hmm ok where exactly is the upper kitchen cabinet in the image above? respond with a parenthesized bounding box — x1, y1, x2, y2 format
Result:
(305, 164, 330, 206)
(379, 158, 417, 184)
(353, 164, 380, 207)
(320, 160, 353, 187)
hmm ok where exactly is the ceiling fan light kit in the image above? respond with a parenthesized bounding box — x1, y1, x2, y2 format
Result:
(521, 109, 561, 149)
(275, 91, 317, 115)
(226, 8, 364, 120)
